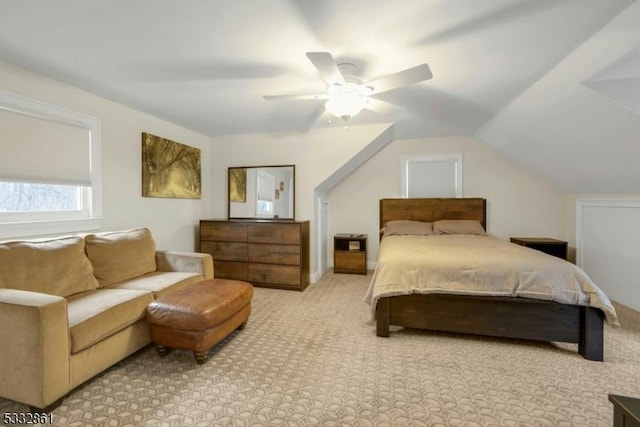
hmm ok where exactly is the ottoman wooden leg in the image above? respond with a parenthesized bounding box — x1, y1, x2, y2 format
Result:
(156, 344, 170, 357)
(193, 350, 209, 364)
(237, 320, 248, 331)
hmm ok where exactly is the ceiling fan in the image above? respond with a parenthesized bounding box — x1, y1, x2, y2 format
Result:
(264, 52, 433, 124)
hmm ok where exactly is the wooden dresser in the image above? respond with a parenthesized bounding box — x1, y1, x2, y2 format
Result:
(199, 220, 310, 291)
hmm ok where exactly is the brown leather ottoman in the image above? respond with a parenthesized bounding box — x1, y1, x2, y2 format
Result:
(146, 278, 253, 364)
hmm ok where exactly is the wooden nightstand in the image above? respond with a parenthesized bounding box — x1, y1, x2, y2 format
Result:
(334, 234, 367, 275)
(609, 394, 640, 427)
(510, 237, 568, 260)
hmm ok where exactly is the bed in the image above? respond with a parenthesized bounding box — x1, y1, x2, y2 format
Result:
(365, 198, 618, 361)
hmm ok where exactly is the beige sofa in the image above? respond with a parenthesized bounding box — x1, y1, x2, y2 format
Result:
(0, 228, 213, 411)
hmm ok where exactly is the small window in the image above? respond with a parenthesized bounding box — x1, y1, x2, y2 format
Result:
(256, 199, 273, 215)
(401, 153, 462, 198)
(0, 182, 87, 220)
(0, 91, 102, 239)
(256, 171, 275, 217)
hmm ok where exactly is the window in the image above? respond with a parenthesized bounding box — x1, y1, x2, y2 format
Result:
(255, 170, 275, 217)
(0, 91, 102, 239)
(0, 182, 83, 214)
(401, 153, 462, 198)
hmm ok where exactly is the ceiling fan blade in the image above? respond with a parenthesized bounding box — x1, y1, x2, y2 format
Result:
(263, 94, 328, 101)
(306, 52, 346, 86)
(365, 98, 397, 114)
(366, 64, 433, 95)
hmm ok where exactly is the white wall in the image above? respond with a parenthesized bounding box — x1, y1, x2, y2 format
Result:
(328, 136, 568, 266)
(573, 199, 640, 311)
(209, 123, 393, 275)
(0, 61, 212, 251)
(271, 168, 292, 218)
(565, 193, 640, 260)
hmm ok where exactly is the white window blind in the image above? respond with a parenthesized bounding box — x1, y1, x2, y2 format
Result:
(0, 90, 102, 239)
(0, 109, 91, 186)
(407, 160, 457, 197)
(401, 153, 462, 198)
(257, 171, 274, 202)
(256, 171, 275, 217)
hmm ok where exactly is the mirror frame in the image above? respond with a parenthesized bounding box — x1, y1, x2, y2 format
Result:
(227, 165, 295, 220)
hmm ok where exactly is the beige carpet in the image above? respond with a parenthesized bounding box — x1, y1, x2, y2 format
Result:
(2, 272, 640, 426)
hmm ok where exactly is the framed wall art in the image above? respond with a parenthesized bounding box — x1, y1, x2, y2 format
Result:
(229, 167, 247, 203)
(142, 132, 201, 199)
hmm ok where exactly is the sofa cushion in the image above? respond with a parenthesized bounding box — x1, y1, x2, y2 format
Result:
(85, 228, 157, 287)
(0, 236, 99, 297)
(67, 289, 153, 354)
(107, 271, 203, 298)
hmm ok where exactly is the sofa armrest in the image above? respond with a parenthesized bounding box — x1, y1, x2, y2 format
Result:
(0, 289, 70, 409)
(155, 251, 214, 280)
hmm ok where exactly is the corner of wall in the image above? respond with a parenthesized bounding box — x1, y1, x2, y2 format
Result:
(312, 124, 394, 279)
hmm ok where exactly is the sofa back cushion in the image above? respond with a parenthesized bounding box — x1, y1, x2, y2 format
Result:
(85, 228, 157, 287)
(0, 236, 99, 297)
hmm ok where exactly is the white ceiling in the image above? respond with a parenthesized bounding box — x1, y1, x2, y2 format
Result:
(1, 0, 639, 193)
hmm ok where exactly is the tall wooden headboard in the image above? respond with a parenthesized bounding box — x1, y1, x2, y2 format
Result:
(379, 198, 487, 239)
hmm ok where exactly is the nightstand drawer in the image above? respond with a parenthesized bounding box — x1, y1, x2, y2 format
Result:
(335, 251, 366, 273)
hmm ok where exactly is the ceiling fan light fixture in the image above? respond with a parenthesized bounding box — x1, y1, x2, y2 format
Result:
(324, 82, 369, 122)
(265, 52, 433, 128)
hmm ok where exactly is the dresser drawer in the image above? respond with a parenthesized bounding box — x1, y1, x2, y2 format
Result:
(248, 264, 300, 286)
(213, 260, 248, 281)
(248, 223, 300, 244)
(201, 241, 247, 262)
(201, 222, 247, 242)
(248, 243, 300, 265)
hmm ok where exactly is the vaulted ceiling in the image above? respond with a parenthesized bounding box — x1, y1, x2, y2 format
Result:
(1, 0, 639, 193)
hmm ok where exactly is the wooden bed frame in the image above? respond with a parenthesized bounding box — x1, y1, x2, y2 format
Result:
(375, 198, 605, 361)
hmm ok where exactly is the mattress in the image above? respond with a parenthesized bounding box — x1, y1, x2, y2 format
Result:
(364, 234, 618, 325)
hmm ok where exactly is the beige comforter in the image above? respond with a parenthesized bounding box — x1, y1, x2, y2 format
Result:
(364, 235, 618, 325)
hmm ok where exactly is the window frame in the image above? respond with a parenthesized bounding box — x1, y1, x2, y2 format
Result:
(0, 91, 102, 239)
(255, 170, 275, 217)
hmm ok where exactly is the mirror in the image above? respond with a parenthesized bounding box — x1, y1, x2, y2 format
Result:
(228, 165, 295, 220)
